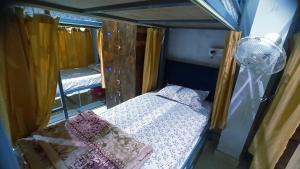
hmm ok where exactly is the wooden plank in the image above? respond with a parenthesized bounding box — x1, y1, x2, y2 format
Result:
(102, 20, 137, 108)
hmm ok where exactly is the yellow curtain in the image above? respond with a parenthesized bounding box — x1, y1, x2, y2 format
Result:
(97, 29, 106, 88)
(249, 33, 300, 169)
(210, 31, 241, 129)
(0, 9, 59, 143)
(58, 28, 94, 69)
(142, 28, 164, 94)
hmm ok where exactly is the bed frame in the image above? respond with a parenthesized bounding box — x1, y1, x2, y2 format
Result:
(181, 124, 210, 169)
(52, 71, 101, 119)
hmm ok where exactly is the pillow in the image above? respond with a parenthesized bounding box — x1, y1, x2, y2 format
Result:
(88, 64, 101, 72)
(155, 84, 182, 100)
(176, 87, 209, 104)
(156, 85, 209, 112)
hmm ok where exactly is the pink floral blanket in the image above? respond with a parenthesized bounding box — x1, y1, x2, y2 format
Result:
(17, 111, 153, 169)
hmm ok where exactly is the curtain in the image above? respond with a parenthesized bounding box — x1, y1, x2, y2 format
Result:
(249, 33, 300, 169)
(142, 28, 164, 94)
(58, 27, 94, 69)
(210, 31, 241, 129)
(0, 9, 59, 143)
(97, 29, 106, 88)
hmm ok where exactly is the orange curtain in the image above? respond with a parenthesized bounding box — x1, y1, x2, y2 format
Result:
(97, 29, 105, 88)
(0, 9, 59, 143)
(210, 31, 241, 129)
(58, 28, 94, 69)
(249, 33, 300, 169)
(142, 28, 164, 94)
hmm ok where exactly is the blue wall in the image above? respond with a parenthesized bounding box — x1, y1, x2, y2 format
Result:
(167, 28, 228, 68)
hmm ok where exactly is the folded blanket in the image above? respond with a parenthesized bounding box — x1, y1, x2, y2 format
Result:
(17, 111, 153, 169)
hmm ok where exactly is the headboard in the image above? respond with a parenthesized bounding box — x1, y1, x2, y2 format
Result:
(163, 60, 219, 102)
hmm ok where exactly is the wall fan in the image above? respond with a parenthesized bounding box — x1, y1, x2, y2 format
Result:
(234, 33, 287, 74)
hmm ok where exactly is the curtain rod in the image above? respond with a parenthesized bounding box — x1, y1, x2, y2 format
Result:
(59, 23, 102, 29)
(18, 6, 102, 29)
(59, 18, 102, 29)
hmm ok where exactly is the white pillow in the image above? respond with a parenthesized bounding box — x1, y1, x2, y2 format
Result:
(88, 64, 101, 72)
(156, 84, 209, 112)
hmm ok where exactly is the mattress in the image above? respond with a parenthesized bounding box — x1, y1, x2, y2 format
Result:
(97, 92, 211, 169)
(56, 66, 101, 95)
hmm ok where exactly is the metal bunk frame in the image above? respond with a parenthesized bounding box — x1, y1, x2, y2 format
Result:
(50, 16, 102, 119)
(52, 71, 102, 119)
(17, 0, 239, 30)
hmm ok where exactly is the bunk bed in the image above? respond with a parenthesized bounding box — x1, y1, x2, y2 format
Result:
(53, 64, 102, 117)
(56, 64, 101, 96)
(14, 0, 240, 169)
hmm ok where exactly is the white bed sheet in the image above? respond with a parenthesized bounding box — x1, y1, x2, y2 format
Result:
(56, 67, 101, 95)
(97, 92, 211, 169)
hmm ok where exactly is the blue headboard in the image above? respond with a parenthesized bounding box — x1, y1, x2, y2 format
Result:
(163, 60, 219, 102)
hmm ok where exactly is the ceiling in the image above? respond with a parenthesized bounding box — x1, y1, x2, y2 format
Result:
(16, 0, 229, 29)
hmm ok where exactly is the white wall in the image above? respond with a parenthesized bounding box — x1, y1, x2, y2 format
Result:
(167, 28, 228, 68)
(217, 0, 298, 160)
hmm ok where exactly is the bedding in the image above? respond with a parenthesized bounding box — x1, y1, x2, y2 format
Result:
(156, 85, 209, 112)
(56, 66, 101, 96)
(18, 91, 210, 169)
(88, 64, 101, 72)
(17, 111, 152, 169)
(98, 92, 211, 169)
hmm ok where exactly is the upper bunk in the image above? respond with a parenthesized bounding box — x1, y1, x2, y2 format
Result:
(15, 0, 242, 30)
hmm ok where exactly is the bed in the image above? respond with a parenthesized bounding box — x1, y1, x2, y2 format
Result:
(18, 88, 211, 169)
(44, 60, 215, 168)
(53, 64, 102, 116)
(97, 92, 212, 169)
(56, 65, 101, 96)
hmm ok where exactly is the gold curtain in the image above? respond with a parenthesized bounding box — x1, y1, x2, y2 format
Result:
(142, 28, 164, 94)
(210, 31, 241, 129)
(97, 29, 106, 88)
(249, 33, 300, 169)
(0, 9, 59, 143)
(58, 28, 94, 69)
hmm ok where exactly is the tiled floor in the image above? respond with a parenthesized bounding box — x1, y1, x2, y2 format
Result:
(195, 140, 250, 169)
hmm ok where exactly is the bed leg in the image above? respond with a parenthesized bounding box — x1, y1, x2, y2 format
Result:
(58, 72, 68, 119)
(78, 91, 82, 108)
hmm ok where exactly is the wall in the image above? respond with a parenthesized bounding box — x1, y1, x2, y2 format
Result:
(167, 28, 228, 68)
(217, 0, 298, 160)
